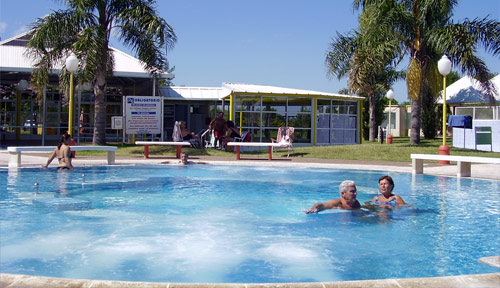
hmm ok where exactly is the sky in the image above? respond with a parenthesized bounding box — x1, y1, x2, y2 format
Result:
(1, 0, 499, 103)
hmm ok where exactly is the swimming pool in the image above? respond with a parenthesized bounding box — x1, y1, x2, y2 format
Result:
(0, 164, 499, 283)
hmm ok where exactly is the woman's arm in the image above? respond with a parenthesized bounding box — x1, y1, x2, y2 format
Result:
(42, 150, 57, 167)
(395, 195, 406, 205)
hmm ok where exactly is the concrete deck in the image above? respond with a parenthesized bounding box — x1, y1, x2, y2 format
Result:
(1, 150, 499, 287)
(1, 151, 499, 181)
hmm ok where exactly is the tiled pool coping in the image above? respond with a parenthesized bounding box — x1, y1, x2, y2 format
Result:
(1, 272, 500, 287)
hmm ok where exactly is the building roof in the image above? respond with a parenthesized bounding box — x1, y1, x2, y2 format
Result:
(222, 82, 364, 100)
(0, 32, 173, 79)
(438, 75, 500, 104)
(160, 86, 231, 100)
(161, 83, 363, 101)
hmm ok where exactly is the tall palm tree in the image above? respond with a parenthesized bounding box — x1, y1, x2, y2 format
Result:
(326, 6, 403, 142)
(353, 0, 500, 144)
(26, 0, 176, 145)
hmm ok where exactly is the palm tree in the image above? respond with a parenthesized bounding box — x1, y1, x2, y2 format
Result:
(26, 0, 176, 145)
(326, 6, 403, 142)
(353, 0, 500, 144)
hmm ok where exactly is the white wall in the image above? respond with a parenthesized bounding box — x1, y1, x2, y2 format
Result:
(452, 120, 500, 152)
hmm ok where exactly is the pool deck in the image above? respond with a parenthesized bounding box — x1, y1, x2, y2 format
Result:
(1, 151, 499, 181)
(0, 151, 499, 287)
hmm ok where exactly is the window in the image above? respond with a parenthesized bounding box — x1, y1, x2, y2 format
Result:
(234, 95, 312, 143)
(475, 107, 493, 119)
(317, 99, 358, 145)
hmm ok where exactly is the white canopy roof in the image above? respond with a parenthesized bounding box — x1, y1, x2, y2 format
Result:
(0, 32, 173, 79)
(160, 86, 231, 100)
(438, 75, 500, 104)
(222, 82, 364, 100)
(161, 83, 362, 101)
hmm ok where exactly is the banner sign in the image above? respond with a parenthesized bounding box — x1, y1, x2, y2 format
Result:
(125, 96, 162, 134)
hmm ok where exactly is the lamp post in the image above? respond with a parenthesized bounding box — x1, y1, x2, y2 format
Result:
(438, 55, 452, 164)
(65, 53, 79, 138)
(386, 89, 394, 144)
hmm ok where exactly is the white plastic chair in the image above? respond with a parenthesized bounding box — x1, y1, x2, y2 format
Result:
(272, 127, 294, 157)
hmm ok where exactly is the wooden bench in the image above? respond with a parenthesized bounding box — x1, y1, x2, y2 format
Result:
(135, 141, 191, 159)
(411, 154, 500, 177)
(226, 142, 291, 160)
(7, 146, 117, 168)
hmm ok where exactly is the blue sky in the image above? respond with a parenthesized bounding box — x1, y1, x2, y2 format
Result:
(1, 0, 499, 103)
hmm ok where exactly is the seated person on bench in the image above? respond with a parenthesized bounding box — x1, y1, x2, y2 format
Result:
(180, 121, 202, 148)
(223, 121, 241, 151)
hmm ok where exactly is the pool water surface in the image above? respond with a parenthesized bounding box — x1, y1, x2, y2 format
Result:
(0, 164, 499, 283)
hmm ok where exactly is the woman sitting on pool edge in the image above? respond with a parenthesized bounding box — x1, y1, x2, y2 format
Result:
(370, 175, 406, 207)
(303, 180, 360, 213)
(41, 132, 74, 171)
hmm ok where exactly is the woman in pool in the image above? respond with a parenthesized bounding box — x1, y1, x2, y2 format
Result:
(371, 175, 405, 206)
(42, 132, 74, 171)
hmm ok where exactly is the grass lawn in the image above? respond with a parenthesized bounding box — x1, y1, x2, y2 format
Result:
(76, 137, 500, 163)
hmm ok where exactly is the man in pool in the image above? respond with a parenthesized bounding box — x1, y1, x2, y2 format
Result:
(303, 180, 361, 213)
(179, 152, 189, 165)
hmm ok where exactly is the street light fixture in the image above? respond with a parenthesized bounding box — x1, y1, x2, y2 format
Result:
(65, 53, 79, 137)
(438, 55, 452, 163)
(386, 89, 394, 144)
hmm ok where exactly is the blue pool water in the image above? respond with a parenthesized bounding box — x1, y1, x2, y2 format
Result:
(0, 164, 499, 283)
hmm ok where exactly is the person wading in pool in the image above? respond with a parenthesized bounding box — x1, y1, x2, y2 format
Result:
(42, 132, 74, 171)
(303, 180, 360, 213)
(370, 175, 406, 207)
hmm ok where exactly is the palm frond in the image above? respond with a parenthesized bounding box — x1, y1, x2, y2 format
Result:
(429, 17, 500, 100)
(116, 1, 176, 74)
(325, 32, 358, 79)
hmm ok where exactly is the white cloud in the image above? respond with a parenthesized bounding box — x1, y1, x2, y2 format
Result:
(0, 21, 7, 34)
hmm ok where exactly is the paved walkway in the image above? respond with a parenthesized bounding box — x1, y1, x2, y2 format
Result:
(1, 151, 499, 181)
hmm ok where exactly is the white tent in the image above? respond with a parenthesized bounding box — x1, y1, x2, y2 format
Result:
(438, 75, 500, 104)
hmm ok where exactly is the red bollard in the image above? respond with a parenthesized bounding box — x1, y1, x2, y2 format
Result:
(387, 134, 393, 144)
(438, 145, 450, 165)
(70, 138, 76, 158)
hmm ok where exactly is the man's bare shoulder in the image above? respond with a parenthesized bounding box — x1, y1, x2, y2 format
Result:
(323, 198, 342, 208)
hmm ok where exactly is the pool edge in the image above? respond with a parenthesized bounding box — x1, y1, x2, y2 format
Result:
(1, 272, 499, 287)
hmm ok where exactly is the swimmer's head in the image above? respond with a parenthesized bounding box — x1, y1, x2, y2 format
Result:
(180, 152, 189, 165)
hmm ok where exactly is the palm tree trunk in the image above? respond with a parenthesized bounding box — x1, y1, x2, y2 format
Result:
(410, 98, 421, 144)
(93, 70, 107, 145)
(410, 55, 431, 145)
(368, 92, 376, 142)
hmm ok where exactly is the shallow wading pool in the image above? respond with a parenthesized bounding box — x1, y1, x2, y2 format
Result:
(0, 164, 499, 283)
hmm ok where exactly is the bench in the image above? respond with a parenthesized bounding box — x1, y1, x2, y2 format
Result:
(226, 142, 291, 160)
(7, 146, 117, 168)
(411, 154, 500, 177)
(135, 141, 191, 159)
